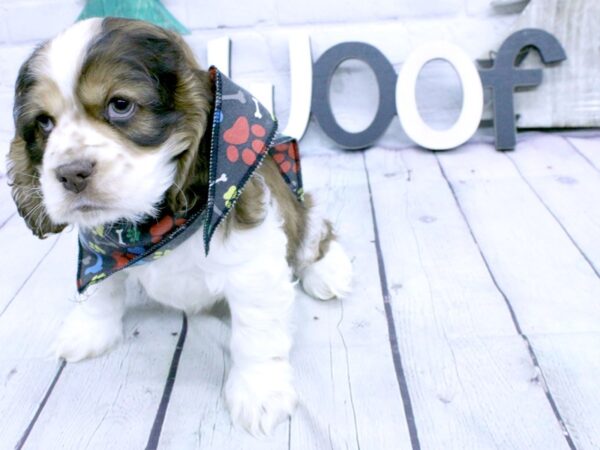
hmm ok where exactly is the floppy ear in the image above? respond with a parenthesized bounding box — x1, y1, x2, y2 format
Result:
(7, 136, 65, 238)
(166, 68, 214, 214)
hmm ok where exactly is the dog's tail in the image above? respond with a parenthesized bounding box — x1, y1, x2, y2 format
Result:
(296, 205, 352, 300)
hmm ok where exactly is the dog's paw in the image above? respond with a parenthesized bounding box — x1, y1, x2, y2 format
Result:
(301, 241, 352, 300)
(53, 307, 123, 362)
(225, 361, 298, 436)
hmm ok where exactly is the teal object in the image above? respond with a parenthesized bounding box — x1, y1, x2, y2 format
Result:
(78, 0, 190, 34)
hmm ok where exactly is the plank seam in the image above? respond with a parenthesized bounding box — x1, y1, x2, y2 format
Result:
(435, 153, 578, 450)
(145, 313, 188, 450)
(564, 137, 600, 173)
(362, 152, 421, 450)
(14, 360, 66, 450)
(1, 234, 61, 317)
(337, 299, 362, 450)
(287, 416, 292, 450)
(0, 211, 17, 230)
(505, 152, 600, 279)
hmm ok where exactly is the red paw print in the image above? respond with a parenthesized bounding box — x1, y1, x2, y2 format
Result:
(149, 215, 185, 244)
(272, 141, 299, 174)
(223, 116, 267, 165)
(112, 251, 135, 269)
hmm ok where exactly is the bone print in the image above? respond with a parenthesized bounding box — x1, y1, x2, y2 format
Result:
(211, 173, 228, 186)
(222, 90, 247, 104)
(115, 228, 126, 246)
(251, 97, 263, 119)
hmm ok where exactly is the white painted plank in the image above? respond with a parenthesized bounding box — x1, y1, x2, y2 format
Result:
(437, 143, 600, 334)
(0, 359, 64, 449)
(23, 308, 184, 450)
(437, 141, 600, 448)
(291, 153, 413, 450)
(365, 147, 570, 449)
(0, 230, 77, 447)
(530, 333, 600, 450)
(491, 135, 600, 449)
(0, 216, 59, 314)
(566, 136, 600, 172)
(0, 230, 77, 359)
(506, 134, 600, 272)
(158, 153, 414, 449)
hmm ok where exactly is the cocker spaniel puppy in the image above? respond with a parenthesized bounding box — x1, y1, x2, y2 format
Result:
(8, 17, 352, 435)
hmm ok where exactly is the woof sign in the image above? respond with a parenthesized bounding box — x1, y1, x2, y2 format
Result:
(208, 29, 566, 151)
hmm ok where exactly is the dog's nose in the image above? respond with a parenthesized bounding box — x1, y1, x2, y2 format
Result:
(55, 160, 94, 193)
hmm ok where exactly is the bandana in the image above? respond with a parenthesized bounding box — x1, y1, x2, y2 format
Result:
(77, 68, 304, 293)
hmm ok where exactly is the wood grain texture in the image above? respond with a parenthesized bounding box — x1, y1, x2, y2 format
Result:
(437, 140, 600, 448)
(566, 136, 600, 172)
(0, 227, 184, 449)
(0, 217, 59, 314)
(529, 333, 600, 450)
(0, 230, 76, 447)
(506, 133, 600, 274)
(365, 147, 569, 449)
(291, 154, 412, 450)
(22, 309, 184, 450)
(504, 135, 600, 450)
(437, 143, 600, 334)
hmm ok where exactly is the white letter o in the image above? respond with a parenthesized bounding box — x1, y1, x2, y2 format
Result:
(396, 42, 483, 150)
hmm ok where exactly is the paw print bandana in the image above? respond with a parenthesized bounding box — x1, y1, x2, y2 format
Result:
(77, 67, 303, 293)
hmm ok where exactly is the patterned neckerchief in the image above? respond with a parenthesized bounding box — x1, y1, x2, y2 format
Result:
(77, 67, 303, 293)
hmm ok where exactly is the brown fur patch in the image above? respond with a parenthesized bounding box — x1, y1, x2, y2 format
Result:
(7, 136, 66, 237)
(227, 156, 310, 265)
(228, 175, 267, 230)
(317, 219, 335, 260)
(8, 46, 67, 237)
(26, 77, 65, 122)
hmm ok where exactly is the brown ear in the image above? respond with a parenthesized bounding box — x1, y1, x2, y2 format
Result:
(166, 68, 214, 214)
(7, 136, 65, 238)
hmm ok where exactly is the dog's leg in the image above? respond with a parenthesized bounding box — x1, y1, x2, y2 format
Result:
(223, 253, 297, 436)
(53, 272, 128, 362)
(296, 204, 352, 300)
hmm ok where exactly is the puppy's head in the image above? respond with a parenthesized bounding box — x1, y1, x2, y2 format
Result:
(8, 18, 213, 237)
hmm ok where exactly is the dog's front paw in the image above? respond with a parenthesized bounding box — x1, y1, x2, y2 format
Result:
(225, 361, 298, 436)
(53, 307, 123, 362)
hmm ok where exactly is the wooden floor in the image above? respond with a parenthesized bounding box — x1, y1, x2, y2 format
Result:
(1, 132, 600, 450)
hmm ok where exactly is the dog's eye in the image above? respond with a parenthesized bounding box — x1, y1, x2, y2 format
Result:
(107, 97, 136, 121)
(36, 114, 54, 134)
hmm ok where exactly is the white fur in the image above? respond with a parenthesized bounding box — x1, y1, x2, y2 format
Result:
(301, 241, 353, 300)
(41, 118, 179, 227)
(295, 198, 353, 300)
(39, 18, 102, 102)
(53, 278, 125, 362)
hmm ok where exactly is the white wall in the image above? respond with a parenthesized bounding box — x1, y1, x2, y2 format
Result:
(0, 0, 524, 162)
